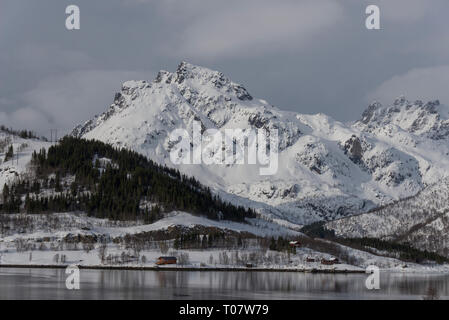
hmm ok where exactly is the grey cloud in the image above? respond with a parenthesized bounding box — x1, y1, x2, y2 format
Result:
(161, 0, 344, 58)
(1, 0, 449, 133)
(14, 44, 93, 73)
(2, 69, 153, 136)
(376, 0, 446, 23)
(367, 65, 449, 106)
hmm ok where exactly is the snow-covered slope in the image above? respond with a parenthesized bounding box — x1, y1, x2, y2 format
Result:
(326, 178, 449, 257)
(71, 62, 449, 226)
(0, 211, 299, 242)
(0, 130, 51, 190)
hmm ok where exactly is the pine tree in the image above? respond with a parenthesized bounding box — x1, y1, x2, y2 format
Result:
(4, 145, 13, 162)
(55, 172, 62, 192)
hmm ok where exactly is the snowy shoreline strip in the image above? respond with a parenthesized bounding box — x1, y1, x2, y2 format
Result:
(0, 264, 365, 273)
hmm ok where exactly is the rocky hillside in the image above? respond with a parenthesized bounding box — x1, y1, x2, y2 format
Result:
(326, 178, 449, 257)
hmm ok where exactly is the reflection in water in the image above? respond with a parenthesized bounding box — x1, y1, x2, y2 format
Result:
(0, 268, 448, 300)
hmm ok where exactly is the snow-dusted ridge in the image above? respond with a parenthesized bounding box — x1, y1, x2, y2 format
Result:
(0, 130, 52, 189)
(71, 61, 449, 227)
(326, 177, 449, 257)
(0, 211, 300, 242)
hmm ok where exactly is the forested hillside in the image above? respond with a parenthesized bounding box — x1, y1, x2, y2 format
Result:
(325, 178, 449, 257)
(1, 137, 255, 223)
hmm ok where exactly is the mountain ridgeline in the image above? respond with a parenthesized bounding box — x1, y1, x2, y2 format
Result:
(1, 137, 256, 222)
(71, 61, 449, 225)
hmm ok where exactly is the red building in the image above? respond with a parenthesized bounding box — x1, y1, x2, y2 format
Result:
(156, 256, 177, 265)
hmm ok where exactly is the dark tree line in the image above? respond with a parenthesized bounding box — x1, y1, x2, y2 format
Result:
(1, 137, 256, 223)
(269, 236, 296, 253)
(340, 237, 449, 264)
(300, 222, 449, 264)
(0, 125, 42, 140)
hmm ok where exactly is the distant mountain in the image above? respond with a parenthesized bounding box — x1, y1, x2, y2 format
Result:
(71, 62, 449, 226)
(325, 178, 449, 257)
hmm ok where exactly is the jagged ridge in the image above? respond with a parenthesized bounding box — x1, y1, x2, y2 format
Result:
(71, 62, 449, 226)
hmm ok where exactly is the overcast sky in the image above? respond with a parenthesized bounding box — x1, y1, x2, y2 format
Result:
(1, 0, 449, 137)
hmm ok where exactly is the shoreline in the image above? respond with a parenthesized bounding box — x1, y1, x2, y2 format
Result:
(0, 264, 365, 274)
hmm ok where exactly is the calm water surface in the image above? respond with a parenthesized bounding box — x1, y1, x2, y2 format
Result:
(0, 268, 448, 300)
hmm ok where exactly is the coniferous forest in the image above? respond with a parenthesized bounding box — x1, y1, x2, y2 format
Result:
(1, 137, 256, 223)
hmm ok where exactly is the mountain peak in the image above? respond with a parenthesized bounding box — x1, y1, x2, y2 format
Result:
(176, 60, 206, 74)
(155, 61, 254, 101)
(393, 95, 408, 106)
(358, 96, 448, 138)
(360, 101, 382, 124)
(174, 60, 222, 83)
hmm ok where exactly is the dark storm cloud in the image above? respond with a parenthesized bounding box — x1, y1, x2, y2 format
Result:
(1, 0, 449, 136)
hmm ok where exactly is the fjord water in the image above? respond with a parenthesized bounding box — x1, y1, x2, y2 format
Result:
(0, 268, 448, 300)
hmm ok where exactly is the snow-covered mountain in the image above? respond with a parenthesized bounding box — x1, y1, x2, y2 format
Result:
(326, 177, 449, 257)
(71, 62, 449, 226)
